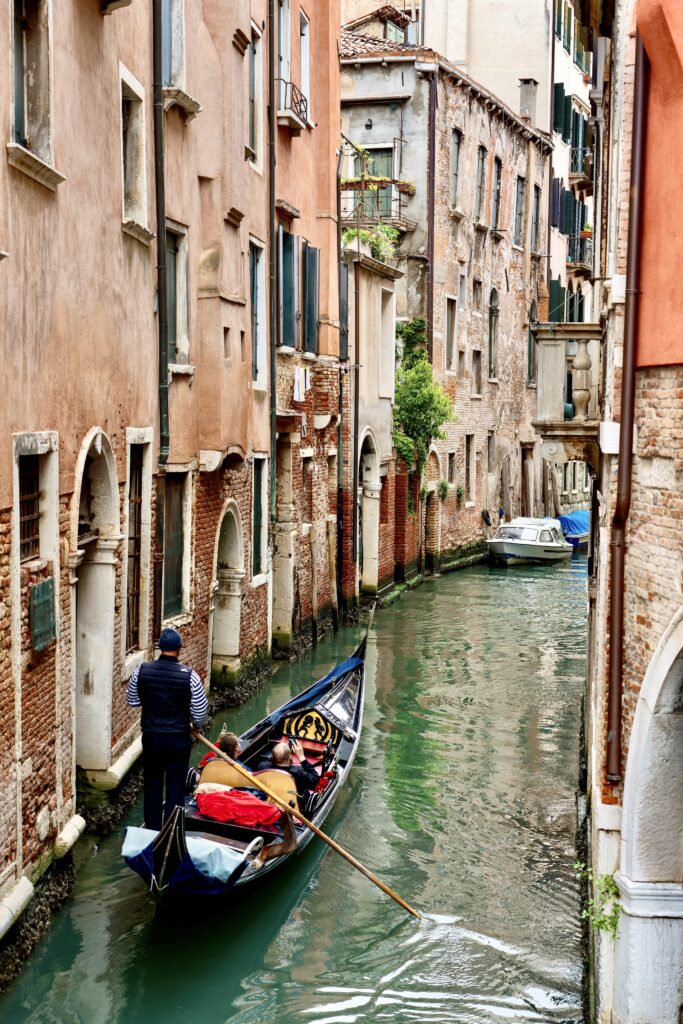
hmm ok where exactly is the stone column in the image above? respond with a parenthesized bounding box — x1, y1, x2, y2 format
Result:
(572, 338, 592, 421)
(360, 483, 381, 593)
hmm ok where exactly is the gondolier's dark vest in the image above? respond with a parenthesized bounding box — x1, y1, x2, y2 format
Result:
(137, 656, 192, 734)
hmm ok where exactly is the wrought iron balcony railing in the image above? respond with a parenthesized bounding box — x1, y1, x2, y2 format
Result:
(570, 146, 591, 174)
(567, 233, 593, 268)
(277, 80, 308, 133)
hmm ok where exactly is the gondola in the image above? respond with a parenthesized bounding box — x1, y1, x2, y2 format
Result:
(122, 632, 367, 904)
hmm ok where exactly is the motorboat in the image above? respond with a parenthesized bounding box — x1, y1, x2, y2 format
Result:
(122, 632, 367, 904)
(557, 509, 590, 549)
(486, 517, 573, 565)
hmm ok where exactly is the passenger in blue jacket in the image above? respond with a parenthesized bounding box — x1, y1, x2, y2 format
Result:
(257, 740, 319, 796)
(126, 627, 208, 830)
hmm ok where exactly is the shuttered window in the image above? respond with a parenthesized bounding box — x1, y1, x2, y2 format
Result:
(450, 129, 462, 207)
(252, 458, 265, 576)
(29, 577, 56, 652)
(249, 242, 260, 378)
(562, 190, 575, 236)
(491, 158, 502, 229)
(549, 279, 566, 323)
(248, 32, 256, 156)
(166, 230, 179, 362)
(278, 228, 298, 349)
(339, 261, 349, 362)
(163, 474, 186, 618)
(563, 96, 572, 143)
(162, 0, 173, 85)
(126, 445, 144, 652)
(488, 289, 499, 377)
(553, 83, 565, 134)
(475, 146, 487, 222)
(514, 176, 526, 246)
(19, 455, 41, 562)
(531, 186, 541, 251)
(551, 178, 561, 227)
(13, 0, 26, 146)
(302, 242, 319, 355)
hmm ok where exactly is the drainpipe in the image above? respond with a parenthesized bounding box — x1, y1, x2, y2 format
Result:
(352, 262, 361, 579)
(269, 0, 277, 524)
(606, 33, 649, 784)
(336, 146, 345, 622)
(547, 2, 557, 296)
(426, 70, 436, 361)
(152, 0, 169, 643)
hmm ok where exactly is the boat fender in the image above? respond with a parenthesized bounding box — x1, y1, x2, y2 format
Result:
(481, 508, 492, 527)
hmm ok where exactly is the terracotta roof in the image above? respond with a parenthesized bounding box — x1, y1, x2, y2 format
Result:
(343, 5, 412, 31)
(339, 29, 427, 59)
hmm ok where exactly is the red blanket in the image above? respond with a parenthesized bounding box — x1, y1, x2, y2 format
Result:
(196, 790, 282, 828)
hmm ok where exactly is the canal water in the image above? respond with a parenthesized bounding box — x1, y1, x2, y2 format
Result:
(1, 557, 588, 1023)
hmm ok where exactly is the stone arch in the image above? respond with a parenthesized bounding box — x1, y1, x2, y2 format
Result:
(613, 607, 683, 1024)
(424, 447, 442, 572)
(210, 499, 246, 683)
(71, 429, 121, 772)
(359, 430, 380, 594)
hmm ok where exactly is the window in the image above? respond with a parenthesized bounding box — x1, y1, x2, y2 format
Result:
(247, 27, 262, 162)
(488, 289, 499, 378)
(540, 530, 552, 543)
(121, 68, 148, 231)
(126, 446, 144, 652)
(531, 186, 541, 251)
(162, 0, 184, 87)
(514, 176, 526, 246)
(475, 146, 487, 222)
(12, 0, 51, 163)
(572, 461, 578, 491)
(448, 453, 456, 484)
(278, 0, 291, 108)
(465, 434, 474, 501)
(555, 0, 562, 37)
(385, 21, 405, 42)
(458, 348, 466, 379)
(549, 277, 566, 323)
(302, 457, 313, 524)
(252, 457, 267, 576)
(527, 301, 537, 384)
(445, 297, 457, 373)
(355, 148, 393, 217)
(491, 158, 502, 229)
(459, 273, 466, 308)
(473, 279, 482, 311)
(380, 477, 390, 523)
(472, 350, 482, 395)
(278, 227, 299, 348)
(553, 83, 565, 135)
(379, 289, 395, 398)
(562, 463, 569, 493)
(302, 241, 320, 355)
(19, 455, 40, 562)
(249, 240, 267, 386)
(584, 463, 591, 490)
(487, 434, 495, 473)
(163, 473, 189, 618)
(166, 226, 189, 363)
(450, 129, 462, 207)
(563, 1, 572, 50)
(299, 11, 311, 119)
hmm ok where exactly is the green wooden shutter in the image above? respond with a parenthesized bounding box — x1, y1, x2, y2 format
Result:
(249, 244, 259, 379)
(252, 460, 263, 576)
(553, 83, 565, 134)
(29, 578, 56, 652)
(563, 96, 572, 143)
(555, 1, 562, 37)
(339, 261, 349, 362)
(564, 190, 575, 236)
(549, 279, 566, 323)
(166, 231, 178, 362)
(162, 0, 173, 85)
(282, 231, 297, 348)
(13, 0, 26, 145)
(305, 246, 319, 354)
(163, 475, 185, 617)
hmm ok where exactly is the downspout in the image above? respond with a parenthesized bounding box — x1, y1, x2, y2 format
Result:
(606, 33, 649, 784)
(426, 70, 436, 361)
(336, 146, 345, 622)
(269, 0, 277, 524)
(152, 0, 169, 643)
(547, 2, 557, 296)
(352, 262, 361, 581)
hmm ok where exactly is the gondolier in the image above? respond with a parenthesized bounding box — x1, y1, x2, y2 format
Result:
(126, 627, 208, 830)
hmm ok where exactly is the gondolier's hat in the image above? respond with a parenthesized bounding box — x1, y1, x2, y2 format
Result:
(159, 627, 183, 651)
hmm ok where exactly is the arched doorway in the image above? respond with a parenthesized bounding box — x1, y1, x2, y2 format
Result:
(210, 500, 245, 684)
(359, 432, 380, 594)
(71, 429, 120, 771)
(613, 610, 683, 1023)
(424, 449, 441, 572)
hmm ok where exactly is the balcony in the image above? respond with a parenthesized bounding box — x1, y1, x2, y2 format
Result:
(567, 233, 593, 276)
(340, 179, 416, 232)
(532, 321, 603, 468)
(277, 81, 308, 135)
(569, 146, 593, 192)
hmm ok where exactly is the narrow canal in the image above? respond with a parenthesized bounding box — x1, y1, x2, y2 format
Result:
(2, 557, 588, 1023)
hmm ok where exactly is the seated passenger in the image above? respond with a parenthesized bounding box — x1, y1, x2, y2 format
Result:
(257, 740, 319, 795)
(198, 732, 251, 789)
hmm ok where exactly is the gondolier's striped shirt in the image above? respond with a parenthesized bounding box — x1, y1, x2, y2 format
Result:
(126, 665, 208, 728)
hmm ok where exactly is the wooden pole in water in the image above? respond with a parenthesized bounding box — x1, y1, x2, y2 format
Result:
(193, 732, 422, 920)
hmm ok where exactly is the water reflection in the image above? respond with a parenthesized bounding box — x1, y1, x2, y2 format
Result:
(1, 557, 587, 1023)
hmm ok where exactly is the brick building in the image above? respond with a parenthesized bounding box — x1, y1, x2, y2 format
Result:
(341, 23, 551, 573)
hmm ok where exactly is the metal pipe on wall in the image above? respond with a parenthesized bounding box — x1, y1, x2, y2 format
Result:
(426, 71, 436, 361)
(352, 262, 361, 573)
(268, 0, 277, 525)
(152, 0, 169, 643)
(606, 33, 649, 784)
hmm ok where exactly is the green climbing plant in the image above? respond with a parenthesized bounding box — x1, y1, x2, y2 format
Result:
(393, 342, 453, 476)
(438, 479, 449, 502)
(342, 225, 400, 263)
(575, 862, 621, 938)
(395, 317, 428, 369)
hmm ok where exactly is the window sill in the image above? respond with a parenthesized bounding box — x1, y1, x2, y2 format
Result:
(20, 557, 49, 573)
(123, 219, 155, 245)
(101, 0, 132, 12)
(487, 377, 499, 385)
(474, 221, 488, 233)
(7, 143, 65, 191)
(251, 572, 268, 589)
(277, 345, 296, 357)
(445, 369, 458, 377)
(449, 207, 465, 221)
(162, 611, 192, 630)
(252, 379, 268, 392)
(527, 381, 537, 389)
(530, 250, 543, 260)
(123, 650, 145, 681)
(301, 351, 317, 362)
(169, 362, 195, 378)
(470, 393, 482, 401)
(163, 86, 202, 123)
(491, 228, 505, 241)
(277, 108, 306, 136)
(465, 501, 475, 509)
(511, 243, 524, 253)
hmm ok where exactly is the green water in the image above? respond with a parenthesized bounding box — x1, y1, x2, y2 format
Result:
(1, 558, 588, 1023)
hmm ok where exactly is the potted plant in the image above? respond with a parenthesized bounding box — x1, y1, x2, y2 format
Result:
(580, 223, 593, 239)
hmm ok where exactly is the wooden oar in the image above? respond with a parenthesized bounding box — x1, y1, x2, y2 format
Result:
(192, 731, 422, 920)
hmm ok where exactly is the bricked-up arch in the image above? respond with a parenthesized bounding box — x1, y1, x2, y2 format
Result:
(210, 500, 246, 683)
(72, 429, 120, 771)
(359, 430, 380, 594)
(424, 448, 442, 572)
(613, 606, 683, 1024)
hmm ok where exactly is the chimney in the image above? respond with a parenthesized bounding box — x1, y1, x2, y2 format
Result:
(519, 78, 539, 125)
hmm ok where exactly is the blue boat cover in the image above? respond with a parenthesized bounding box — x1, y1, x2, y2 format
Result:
(265, 654, 364, 726)
(122, 826, 246, 895)
(557, 510, 590, 537)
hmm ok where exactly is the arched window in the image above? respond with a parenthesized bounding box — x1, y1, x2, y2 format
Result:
(527, 300, 537, 384)
(488, 288, 499, 378)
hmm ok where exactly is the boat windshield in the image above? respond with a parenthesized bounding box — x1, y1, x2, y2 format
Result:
(496, 526, 538, 541)
(324, 672, 360, 725)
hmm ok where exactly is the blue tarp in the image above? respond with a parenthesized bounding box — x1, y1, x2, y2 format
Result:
(557, 510, 590, 538)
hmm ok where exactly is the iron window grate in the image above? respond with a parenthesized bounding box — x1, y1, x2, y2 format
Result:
(29, 577, 56, 652)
